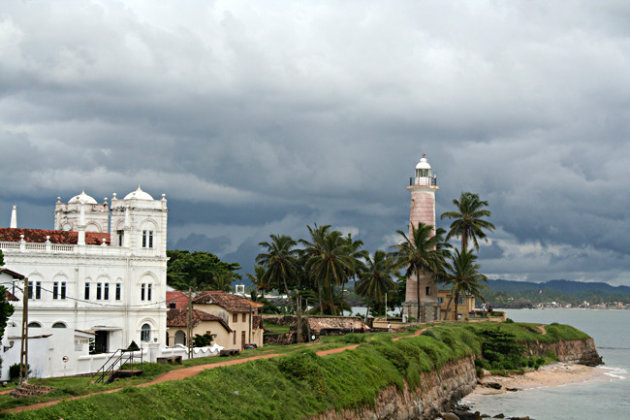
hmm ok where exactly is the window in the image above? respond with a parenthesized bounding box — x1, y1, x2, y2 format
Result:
(85, 282, 90, 300)
(169, 302, 176, 309)
(104, 283, 109, 300)
(28, 281, 33, 299)
(116, 283, 121, 300)
(425, 286, 431, 296)
(36, 281, 41, 299)
(53, 282, 59, 299)
(233, 332, 236, 345)
(61, 282, 66, 299)
(28, 322, 41, 328)
(52, 322, 66, 328)
(117, 230, 124, 246)
(458, 297, 465, 305)
(438, 297, 444, 304)
(141, 284, 145, 301)
(142, 230, 154, 248)
(141, 323, 151, 342)
(241, 313, 246, 323)
(175, 330, 186, 346)
(96, 283, 102, 300)
(232, 313, 238, 323)
(147, 284, 152, 301)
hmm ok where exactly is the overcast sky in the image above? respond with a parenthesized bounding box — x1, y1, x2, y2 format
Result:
(1, 1, 630, 285)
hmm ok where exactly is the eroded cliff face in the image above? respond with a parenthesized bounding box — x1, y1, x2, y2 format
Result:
(308, 338, 602, 420)
(522, 337, 603, 366)
(310, 356, 477, 420)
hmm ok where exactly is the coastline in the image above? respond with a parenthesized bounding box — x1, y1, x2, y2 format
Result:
(462, 362, 615, 401)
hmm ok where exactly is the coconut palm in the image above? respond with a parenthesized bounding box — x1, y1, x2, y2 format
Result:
(440, 192, 495, 253)
(246, 265, 269, 299)
(356, 250, 395, 319)
(301, 225, 355, 315)
(256, 234, 299, 312)
(443, 249, 488, 321)
(340, 234, 369, 311)
(390, 222, 447, 320)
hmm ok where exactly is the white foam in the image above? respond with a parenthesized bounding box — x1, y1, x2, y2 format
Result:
(601, 366, 627, 380)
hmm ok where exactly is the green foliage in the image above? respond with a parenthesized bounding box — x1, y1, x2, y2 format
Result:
(9, 363, 29, 381)
(167, 250, 241, 292)
(505, 318, 514, 323)
(193, 333, 215, 347)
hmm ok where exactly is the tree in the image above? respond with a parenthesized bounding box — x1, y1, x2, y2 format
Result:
(0, 250, 15, 371)
(356, 250, 395, 319)
(443, 249, 488, 320)
(301, 226, 355, 315)
(167, 250, 242, 292)
(246, 265, 269, 299)
(256, 234, 299, 311)
(390, 222, 447, 320)
(441, 192, 495, 253)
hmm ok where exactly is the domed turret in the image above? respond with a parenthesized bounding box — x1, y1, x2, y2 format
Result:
(124, 186, 153, 201)
(68, 191, 98, 205)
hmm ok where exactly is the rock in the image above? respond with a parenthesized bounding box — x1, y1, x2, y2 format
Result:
(505, 387, 519, 392)
(485, 382, 502, 390)
(493, 414, 505, 419)
(441, 412, 460, 420)
(481, 369, 492, 377)
(509, 417, 530, 420)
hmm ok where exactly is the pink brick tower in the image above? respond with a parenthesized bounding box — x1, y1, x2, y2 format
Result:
(403, 154, 440, 322)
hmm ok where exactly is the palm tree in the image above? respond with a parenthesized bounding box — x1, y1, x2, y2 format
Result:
(256, 234, 299, 312)
(340, 234, 368, 313)
(440, 192, 495, 253)
(390, 222, 446, 320)
(246, 265, 269, 299)
(356, 250, 395, 320)
(301, 225, 354, 315)
(443, 249, 488, 321)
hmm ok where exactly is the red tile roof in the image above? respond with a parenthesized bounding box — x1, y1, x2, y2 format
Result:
(0, 228, 110, 246)
(193, 291, 262, 313)
(0, 267, 26, 280)
(166, 290, 188, 310)
(166, 309, 232, 332)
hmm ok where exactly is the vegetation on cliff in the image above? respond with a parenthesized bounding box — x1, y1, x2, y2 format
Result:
(5, 322, 591, 420)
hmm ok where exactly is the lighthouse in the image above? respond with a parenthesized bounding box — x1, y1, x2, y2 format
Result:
(403, 154, 440, 322)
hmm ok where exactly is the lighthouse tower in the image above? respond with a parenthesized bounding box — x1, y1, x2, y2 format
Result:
(403, 154, 440, 322)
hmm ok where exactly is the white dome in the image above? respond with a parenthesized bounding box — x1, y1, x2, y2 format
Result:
(124, 186, 153, 201)
(415, 157, 432, 170)
(68, 191, 98, 205)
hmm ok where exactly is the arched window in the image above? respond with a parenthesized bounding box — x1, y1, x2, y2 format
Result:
(141, 323, 151, 342)
(175, 330, 186, 346)
(52, 322, 67, 328)
(28, 322, 41, 328)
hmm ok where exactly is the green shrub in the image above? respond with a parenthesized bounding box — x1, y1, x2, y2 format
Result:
(505, 318, 514, 323)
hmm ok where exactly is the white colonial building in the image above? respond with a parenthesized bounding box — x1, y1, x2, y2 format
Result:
(0, 187, 168, 357)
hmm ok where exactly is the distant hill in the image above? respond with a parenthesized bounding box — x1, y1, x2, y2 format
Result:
(483, 279, 630, 307)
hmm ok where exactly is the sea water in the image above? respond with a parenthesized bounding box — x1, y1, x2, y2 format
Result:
(461, 308, 630, 419)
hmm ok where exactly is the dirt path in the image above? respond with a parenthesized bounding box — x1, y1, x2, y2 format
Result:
(4, 328, 432, 414)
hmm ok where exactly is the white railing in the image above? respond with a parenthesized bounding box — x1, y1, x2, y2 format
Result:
(0, 241, 20, 249)
(0, 240, 162, 258)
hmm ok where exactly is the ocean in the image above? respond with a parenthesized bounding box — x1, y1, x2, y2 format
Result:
(461, 308, 630, 419)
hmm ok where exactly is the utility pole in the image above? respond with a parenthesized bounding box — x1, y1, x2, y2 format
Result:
(186, 286, 193, 359)
(19, 276, 28, 384)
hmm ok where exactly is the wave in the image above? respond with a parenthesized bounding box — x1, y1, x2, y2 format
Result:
(600, 366, 627, 380)
(598, 346, 630, 350)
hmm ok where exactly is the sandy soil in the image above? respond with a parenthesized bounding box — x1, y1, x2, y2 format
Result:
(468, 362, 611, 397)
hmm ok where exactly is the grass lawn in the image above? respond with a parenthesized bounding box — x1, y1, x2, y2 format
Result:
(0, 321, 590, 416)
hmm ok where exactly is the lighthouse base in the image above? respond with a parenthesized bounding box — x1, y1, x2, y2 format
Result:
(402, 301, 440, 323)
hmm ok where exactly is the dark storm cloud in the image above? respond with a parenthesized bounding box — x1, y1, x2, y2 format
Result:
(2, 1, 630, 283)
